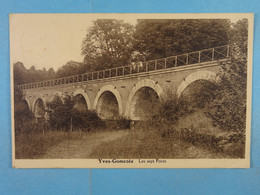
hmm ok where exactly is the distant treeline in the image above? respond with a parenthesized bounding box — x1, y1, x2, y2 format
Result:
(14, 19, 239, 86)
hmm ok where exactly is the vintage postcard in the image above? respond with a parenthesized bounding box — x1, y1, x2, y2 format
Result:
(10, 13, 253, 168)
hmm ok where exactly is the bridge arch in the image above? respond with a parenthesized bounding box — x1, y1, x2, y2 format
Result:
(93, 85, 123, 119)
(73, 88, 91, 110)
(22, 98, 31, 111)
(18, 99, 31, 115)
(125, 79, 163, 120)
(176, 70, 217, 98)
(32, 97, 46, 118)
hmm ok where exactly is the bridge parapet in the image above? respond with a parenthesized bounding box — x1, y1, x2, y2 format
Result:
(17, 45, 230, 91)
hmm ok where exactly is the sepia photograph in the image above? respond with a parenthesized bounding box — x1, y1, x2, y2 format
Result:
(10, 13, 253, 168)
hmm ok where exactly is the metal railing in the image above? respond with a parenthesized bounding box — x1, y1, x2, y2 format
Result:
(18, 45, 230, 90)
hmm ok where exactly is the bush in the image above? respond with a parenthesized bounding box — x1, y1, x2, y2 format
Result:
(206, 19, 248, 133)
(162, 127, 245, 158)
(71, 110, 105, 131)
(46, 95, 104, 131)
(116, 116, 131, 129)
(146, 92, 182, 129)
(46, 95, 73, 130)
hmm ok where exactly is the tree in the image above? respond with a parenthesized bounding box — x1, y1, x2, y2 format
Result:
(47, 68, 56, 79)
(13, 62, 27, 87)
(206, 19, 248, 132)
(81, 19, 134, 71)
(46, 95, 103, 131)
(13, 62, 57, 85)
(46, 95, 74, 130)
(55, 61, 83, 78)
(133, 19, 231, 61)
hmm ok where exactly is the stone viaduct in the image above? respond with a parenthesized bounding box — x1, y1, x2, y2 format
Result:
(17, 45, 230, 121)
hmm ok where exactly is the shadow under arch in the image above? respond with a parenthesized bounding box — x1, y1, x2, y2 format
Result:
(176, 70, 217, 99)
(93, 85, 123, 118)
(125, 79, 163, 120)
(73, 88, 91, 110)
(32, 97, 46, 118)
(22, 98, 31, 112)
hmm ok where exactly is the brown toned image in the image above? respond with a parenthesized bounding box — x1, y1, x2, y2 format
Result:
(10, 13, 253, 168)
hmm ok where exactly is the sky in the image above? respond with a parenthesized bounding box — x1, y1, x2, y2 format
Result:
(10, 13, 244, 71)
(10, 14, 138, 71)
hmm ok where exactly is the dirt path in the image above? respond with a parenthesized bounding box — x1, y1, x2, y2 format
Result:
(41, 130, 129, 159)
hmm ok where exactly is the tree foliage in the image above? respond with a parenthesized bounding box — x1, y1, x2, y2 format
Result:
(46, 95, 103, 131)
(46, 96, 73, 130)
(55, 61, 84, 78)
(13, 62, 56, 86)
(133, 19, 230, 61)
(81, 19, 134, 71)
(206, 19, 248, 132)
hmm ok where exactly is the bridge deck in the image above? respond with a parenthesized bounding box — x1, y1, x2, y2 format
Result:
(18, 45, 230, 90)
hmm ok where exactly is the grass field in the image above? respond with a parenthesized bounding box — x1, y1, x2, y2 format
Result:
(90, 110, 245, 159)
(15, 110, 245, 159)
(15, 129, 129, 159)
(15, 130, 82, 159)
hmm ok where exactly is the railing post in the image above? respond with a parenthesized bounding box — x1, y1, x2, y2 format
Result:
(122, 67, 125, 76)
(109, 69, 111, 77)
(175, 56, 177, 67)
(130, 66, 132, 74)
(116, 68, 118, 76)
(186, 54, 189, 65)
(198, 51, 201, 63)
(155, 60, 157, 70)
(146, 62, 148, 72)
(227, 45, 230, 57)
(212, 48, 215, 61)
(164, 58, 167, 69)
(137, 65, 139, 73)
(103, 70, 105, 78)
